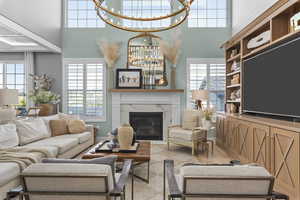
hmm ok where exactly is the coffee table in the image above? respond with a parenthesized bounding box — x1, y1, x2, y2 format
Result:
(82, 141, 151, 183)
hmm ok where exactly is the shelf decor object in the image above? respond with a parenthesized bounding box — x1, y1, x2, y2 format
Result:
(192, 90, 208, 110)
(92, 0, 194, 32)
(159, 31, 182, 89)
(127, 33, 166, 88)
(290, 12, 300, 32)
(116, 69, 142, 89)
(97, 40, 121, 89)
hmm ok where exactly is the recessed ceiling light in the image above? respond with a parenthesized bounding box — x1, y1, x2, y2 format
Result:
(0, 37, 39, 46)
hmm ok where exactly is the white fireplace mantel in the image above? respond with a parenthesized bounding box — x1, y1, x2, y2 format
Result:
(111, 90, 183, 140)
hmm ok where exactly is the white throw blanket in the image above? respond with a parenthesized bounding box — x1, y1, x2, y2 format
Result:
(0, 146, 55, 170)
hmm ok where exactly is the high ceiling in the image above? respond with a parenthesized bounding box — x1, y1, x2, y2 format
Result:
(0, 15, 61, 53)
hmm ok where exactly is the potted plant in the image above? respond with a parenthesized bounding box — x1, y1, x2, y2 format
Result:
(202, 108, 214, 129)
(29, 90, 60, 116)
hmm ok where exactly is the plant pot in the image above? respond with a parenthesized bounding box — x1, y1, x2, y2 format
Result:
(38, 104, 55, 116)
(117, 124, 134, 149)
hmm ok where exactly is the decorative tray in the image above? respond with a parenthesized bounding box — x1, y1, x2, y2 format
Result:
(95, 140, 140, 153)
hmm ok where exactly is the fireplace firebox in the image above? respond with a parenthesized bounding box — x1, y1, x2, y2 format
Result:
(129, 112, 163, 141)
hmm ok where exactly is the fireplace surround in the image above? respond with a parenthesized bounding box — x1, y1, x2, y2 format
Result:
(111, 89, 183, 141)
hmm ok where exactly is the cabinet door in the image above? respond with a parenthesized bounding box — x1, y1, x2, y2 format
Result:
(216, 116, 225, 147)
(252, 123, 270, 170)
(236, 121, 253, 163)
(226, 118, 239, 154)
(271, 128, 299, 200)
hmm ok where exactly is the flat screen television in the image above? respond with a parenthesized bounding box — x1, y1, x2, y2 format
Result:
(243, 36, 300, 119)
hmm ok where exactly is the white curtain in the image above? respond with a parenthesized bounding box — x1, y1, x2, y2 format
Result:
(24, 52, 34, 108)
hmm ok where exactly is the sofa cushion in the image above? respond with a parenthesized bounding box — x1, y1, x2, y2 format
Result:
(0, 163, 20, 187)
(54, 132, 92, 144)
(169, 127, 193, 141)
(0, 124, 19, 148)
(40, 114, 60, 137)
(182, 110, 203, 130)
(0, 108, 16, 124)
(68, 120, 86, 134)
(15, 119, 49, 145)
(50, 120, 69, 136)
(25, 137, 78, 154)
(22, 163, 114, 192)
(179, 165, 272, 195)
(22, 144, 59, 158)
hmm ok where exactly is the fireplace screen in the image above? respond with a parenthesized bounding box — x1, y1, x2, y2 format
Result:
(129, 112, 163, 141)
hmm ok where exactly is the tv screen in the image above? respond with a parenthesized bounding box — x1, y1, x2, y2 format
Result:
(243, 37, 300, 118)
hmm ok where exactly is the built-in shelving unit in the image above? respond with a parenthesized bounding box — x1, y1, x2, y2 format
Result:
(223, 0, 300, 114)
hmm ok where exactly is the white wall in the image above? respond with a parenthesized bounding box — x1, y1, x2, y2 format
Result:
(0, 0, 62, 47)
(232, 0, 278, 35)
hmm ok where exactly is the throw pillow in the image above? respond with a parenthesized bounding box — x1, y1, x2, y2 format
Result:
(0, 108, 16, 124)
(0, 123, 19, 148)
(42, 156, 118, 186)
(15, 119, 49, 145)
(68, 120, 86, 134)
(182, 110, 201, 130)
(49, 120, 69, 136)
(40, 114, 60, 137)
(58, 113, 79, 122)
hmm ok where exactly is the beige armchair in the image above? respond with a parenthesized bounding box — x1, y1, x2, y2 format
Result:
(167, 110, 208, 155)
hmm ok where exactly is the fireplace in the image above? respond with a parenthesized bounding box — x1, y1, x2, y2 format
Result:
(129, 112, 163, 141)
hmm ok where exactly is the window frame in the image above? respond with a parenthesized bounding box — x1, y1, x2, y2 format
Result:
(63, 58, 107, 122)
(122, 0, 171, 28)
(0, 60, 27, 106)
(188, 0, 228, 28)
(65, 0, 105, 28)
(186, 58, 225, 111)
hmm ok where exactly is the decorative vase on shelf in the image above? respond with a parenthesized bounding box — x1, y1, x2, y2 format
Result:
(170, 64, 176, 89)
(117, 124, 134, 149)
(202, 119, 211, 130)
(108, 68, 115, 89)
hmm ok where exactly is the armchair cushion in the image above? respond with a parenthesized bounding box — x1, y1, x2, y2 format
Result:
(169, 127, 194, 141)
(182, 110, 203, 130)
(22, 163, 114, 192)
(179, 165, 272, 195)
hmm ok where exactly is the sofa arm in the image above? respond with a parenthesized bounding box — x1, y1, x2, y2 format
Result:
(164, 160, 182, 200)
(86, 124, 96, 144)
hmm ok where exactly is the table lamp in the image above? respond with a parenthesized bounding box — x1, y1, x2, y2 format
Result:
(0, 88, 19, 108)
(192, 90, 209, 110)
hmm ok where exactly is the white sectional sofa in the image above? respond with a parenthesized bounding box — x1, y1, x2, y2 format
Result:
(0, 114, 95, 200)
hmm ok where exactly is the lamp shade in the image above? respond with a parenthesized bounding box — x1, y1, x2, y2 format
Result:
(192, 90, 209, 100)
(0, 89, 19, 106)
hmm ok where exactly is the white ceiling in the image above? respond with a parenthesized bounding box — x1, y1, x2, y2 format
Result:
(0, 15, 61, 53)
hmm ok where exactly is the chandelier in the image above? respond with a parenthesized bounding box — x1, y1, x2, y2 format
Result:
(93, 0, 194, 32)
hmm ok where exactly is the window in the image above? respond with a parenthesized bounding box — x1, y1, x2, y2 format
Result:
(189, 0, 227, 28)
(187, 58, 225, 111)
(0, 62, 26, 106)
(66, 0, 105, 28)
(123, 0, 171, 28)
(64, 59, 106, 121)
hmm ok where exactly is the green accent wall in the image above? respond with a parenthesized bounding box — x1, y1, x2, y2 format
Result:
(63, 2, 232, 139)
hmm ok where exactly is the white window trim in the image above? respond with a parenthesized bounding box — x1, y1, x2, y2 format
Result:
(63, 58, 107, 122)
(186, 58, 225, 109)
(0, 60, 27, 106)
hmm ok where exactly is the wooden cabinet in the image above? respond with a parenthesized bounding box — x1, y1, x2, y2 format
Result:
(236, 121, 253, 163)
(216, 114, 300, 200)
(252, 123, 270, 170)
(271, 128, 300, 200)
(216, 116, 225, 147)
